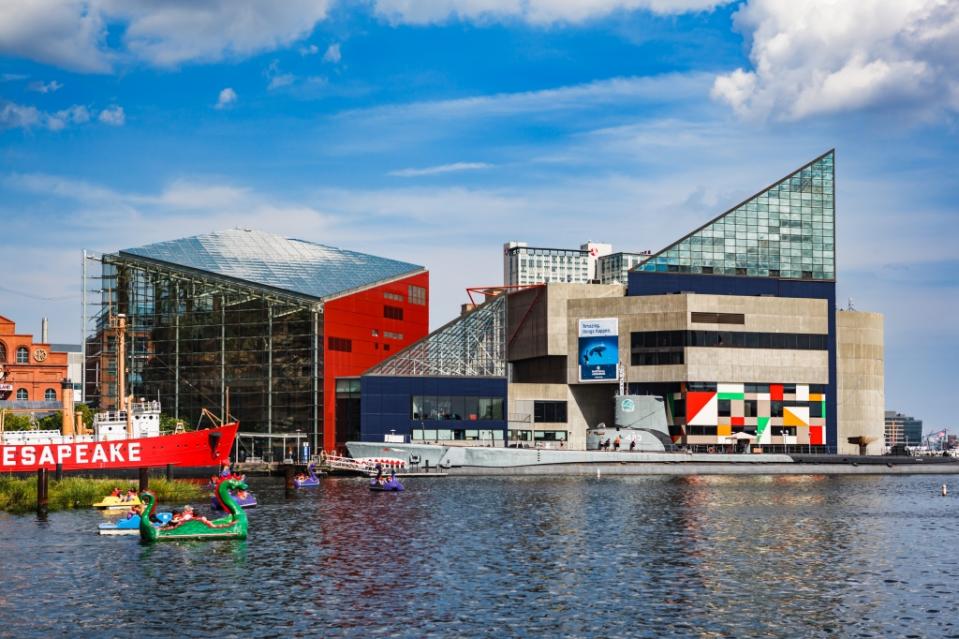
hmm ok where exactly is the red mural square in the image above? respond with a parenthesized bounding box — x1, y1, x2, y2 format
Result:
(731, 416, 744, 426)
(810, 426, 824, 446)
(770, 384, 784, 401)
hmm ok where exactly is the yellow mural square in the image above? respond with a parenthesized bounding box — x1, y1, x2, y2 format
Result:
(784, 407, 810, 427)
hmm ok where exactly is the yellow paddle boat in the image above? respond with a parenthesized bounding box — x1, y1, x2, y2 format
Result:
(93, 494, 143, 510)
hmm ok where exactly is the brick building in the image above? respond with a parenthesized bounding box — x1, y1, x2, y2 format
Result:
(0, 315, 69, 404)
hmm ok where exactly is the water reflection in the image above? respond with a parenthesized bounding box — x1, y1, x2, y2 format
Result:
(0, 475, 958, 637)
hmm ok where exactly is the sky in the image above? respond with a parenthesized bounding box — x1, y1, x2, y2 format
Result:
(1, 0, 957, 431)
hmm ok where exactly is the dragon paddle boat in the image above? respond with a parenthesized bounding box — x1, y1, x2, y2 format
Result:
(210, 477, 257, 510)
(139, 477, 249, 542)
(293, 463, 321, 488)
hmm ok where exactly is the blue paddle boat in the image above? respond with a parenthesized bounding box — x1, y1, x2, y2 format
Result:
(98, 511, 173, 536)
(294, 463, 321, 488)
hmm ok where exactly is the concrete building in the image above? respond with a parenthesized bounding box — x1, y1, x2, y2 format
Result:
(504, 241, 619, 285)
(884, 410, 922, 448)
(84, 228, 430, 454)
(360, 150, 886, 453)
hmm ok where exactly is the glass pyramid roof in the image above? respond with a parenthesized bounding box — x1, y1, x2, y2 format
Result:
(366, 295, 506, 377)
(120, 228, 424, 300)
(636, 150, 835, 280)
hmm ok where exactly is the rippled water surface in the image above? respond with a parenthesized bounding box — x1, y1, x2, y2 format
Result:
(2, 474, 959, 638)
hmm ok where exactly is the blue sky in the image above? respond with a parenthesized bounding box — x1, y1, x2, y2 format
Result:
(1, 0, 957, 431)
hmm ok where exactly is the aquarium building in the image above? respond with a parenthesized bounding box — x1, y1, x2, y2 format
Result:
(359, 150, 886, 455)
(84, 228, 429, 454)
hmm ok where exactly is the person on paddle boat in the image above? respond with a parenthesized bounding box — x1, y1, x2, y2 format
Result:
(236, 488, 250, 500)
(121, 488, 137, 503)
(110, 487, 122, 498)
(219, 463, 232, 477)
(374, 464, 387, 485)
(172, 505, 195, 522)
(125, 504, 143, 520)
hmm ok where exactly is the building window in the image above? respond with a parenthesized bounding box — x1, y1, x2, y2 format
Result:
(0, 341, 6, 363)
(408, 285, 427, 305)
(412, 396, 504, 421)
(533, 400, 567, 423)
(383, 331, 404, 340)
(45, 388, 57, 401)
(691, 312, 745, 325)
(328, 337, 352, 353)
(384, 291, 404, 302)
(16, 346, 29, 364)
(16, 388, 28, 400)
(384, 305, 404, 320)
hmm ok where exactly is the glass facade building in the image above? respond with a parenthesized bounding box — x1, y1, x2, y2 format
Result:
(637, 150, 835, 281)
(629, 150, 839, 449)
(84, 228, 428, 453)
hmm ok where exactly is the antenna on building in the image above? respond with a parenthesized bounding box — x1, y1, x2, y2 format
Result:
(847, 297, 856, 311)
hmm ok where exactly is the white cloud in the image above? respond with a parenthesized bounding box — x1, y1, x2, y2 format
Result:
(215, 87, 237, 110)
(373, 0, 731, 24)
(0, 101, 41, 129)
(0, 0, 332, 72)
(712, 0, 959, 121)
(98, 105, 125, 126)
(389, 162, 494, 177)
(323, 43, 341, 64)
(268, 73, 296, 90)
(1, 100, 90, 131)
(300, 43, 320, 56)
(46, 105, 90, 130)
(0, 0, 111, 73)
(28, 80, 63, 93)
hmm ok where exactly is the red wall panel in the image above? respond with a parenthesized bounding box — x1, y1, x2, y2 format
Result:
(322, 272, 429, 451)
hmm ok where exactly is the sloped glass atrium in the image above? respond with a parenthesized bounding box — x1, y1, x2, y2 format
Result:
(365, 295, 507, 378)
(636, 150, 835, 280)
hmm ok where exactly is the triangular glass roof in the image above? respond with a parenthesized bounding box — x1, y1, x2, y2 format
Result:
(636, 150, 835, 280)
(366, 295, 506, 377)
(120, 228, 424, 300)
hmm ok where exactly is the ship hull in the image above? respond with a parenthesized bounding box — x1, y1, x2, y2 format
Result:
(0, 423, 238, 472)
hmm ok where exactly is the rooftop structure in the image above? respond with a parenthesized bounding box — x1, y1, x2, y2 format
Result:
(636, 150, 834, 280)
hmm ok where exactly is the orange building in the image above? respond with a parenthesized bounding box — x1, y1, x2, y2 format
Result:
(0, 315, 69, 403)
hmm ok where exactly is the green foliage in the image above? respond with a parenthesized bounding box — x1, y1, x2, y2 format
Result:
(75, 404, 95, 428)
(37, 412, 62, 431)
(1, 413, 34, 431)
(0, 476, 204, 514)
(160, 414, 191, 432)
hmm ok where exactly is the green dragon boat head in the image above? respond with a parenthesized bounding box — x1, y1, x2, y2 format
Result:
(140, 477, 249, 543)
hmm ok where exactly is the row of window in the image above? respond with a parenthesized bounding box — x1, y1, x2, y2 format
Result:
(3, 388, 58, 401)
(0, 344, 32, 364)
(673, 400, 824, 420)
(631, 330, 828, 351)
(411, 396, 505, 421)
(412, 429, 504, 441)
(683, 382, 827, 394)
(382, 285, 427, 306)
(384, 305, 404, 320)
(687, 426, 800, 436)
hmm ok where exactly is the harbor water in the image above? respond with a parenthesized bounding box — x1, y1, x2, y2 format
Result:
(1, 474, 958, 638)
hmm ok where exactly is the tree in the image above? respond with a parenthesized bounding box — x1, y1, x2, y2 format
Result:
(0, 412, 35, 431)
